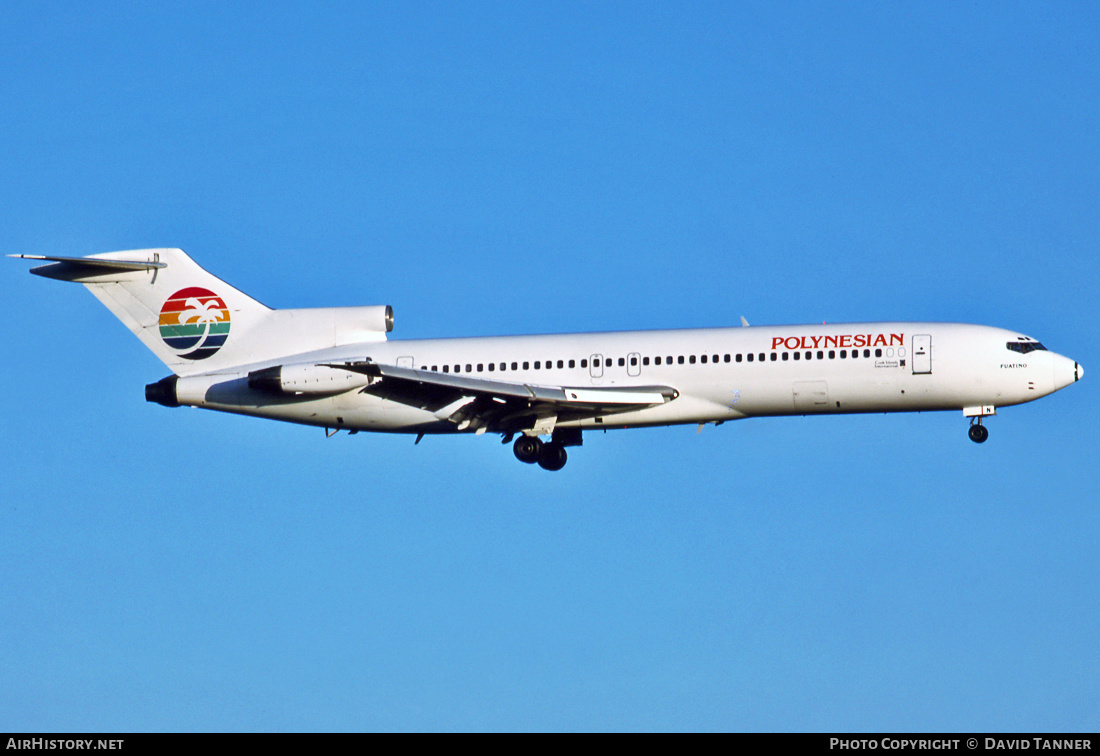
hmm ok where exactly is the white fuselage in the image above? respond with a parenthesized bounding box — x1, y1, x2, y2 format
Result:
(17, 250, 1081, 465)
(175, 322, 1082, 434)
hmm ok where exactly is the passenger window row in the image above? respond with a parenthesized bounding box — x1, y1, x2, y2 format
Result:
(426, 359, 576, 374)
(735, 348, 882, 363)
(417, 349, 886, 374)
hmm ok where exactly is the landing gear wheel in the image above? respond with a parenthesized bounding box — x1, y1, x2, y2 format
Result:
(537, 442, 568, 471)
(968, 423, 989, 443)
(513, 436, 543, 464)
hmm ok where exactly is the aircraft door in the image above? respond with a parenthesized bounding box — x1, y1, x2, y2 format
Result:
(912, 335, 931, 374)
(589, 353, 603, 384)
(397, 356, 414, 369)
(627, 352, 641, 377)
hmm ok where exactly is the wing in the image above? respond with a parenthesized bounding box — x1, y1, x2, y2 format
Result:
(329, 361, 679, 435)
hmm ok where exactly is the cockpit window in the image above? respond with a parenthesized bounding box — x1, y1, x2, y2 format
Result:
(1006, 341, 1047, 354)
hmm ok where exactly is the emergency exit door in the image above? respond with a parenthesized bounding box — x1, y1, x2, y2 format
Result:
(589, 353, 604, 383)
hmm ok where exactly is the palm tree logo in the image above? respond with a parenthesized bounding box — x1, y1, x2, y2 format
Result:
(179, 297, 225, 348)
(159, 287, 231, 359)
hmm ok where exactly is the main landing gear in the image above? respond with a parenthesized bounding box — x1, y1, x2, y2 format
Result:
(513, 435, 568, 471)
(968, 418, 989, 444)
(512, 428, 582, 470)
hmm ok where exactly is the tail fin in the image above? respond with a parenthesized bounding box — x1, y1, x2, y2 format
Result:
(16, 248, 394, 375)
(16, 249, 271, 374)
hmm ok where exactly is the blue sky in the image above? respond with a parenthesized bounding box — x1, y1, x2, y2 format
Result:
(2, 1, 1097, 732)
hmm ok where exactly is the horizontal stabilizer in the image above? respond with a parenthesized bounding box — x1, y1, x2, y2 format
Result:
(10, 254, 166, 281)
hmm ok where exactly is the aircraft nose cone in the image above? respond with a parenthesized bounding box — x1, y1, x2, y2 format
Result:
(1052, 354, 1081, 391)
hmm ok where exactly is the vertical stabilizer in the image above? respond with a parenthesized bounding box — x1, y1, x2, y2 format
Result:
(17, 248, 394, 375)
(22, 249, 271, 375)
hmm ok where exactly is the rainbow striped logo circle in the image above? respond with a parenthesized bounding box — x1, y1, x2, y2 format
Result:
(159, 287, 231, 360)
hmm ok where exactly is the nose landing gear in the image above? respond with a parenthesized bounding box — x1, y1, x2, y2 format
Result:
(964, 406, 995, 444)
(968, 418, 989, 443)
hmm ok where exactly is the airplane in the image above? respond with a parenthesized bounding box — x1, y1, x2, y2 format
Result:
(12, 248, 1083, 471)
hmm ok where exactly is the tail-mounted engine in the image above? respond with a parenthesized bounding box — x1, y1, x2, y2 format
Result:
(247, 363, 372, 396)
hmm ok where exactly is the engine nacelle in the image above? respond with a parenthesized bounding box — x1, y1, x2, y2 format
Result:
(146, 373, 238, 407)
(248, 363, 372, 396)
(331, 305, 393, 341)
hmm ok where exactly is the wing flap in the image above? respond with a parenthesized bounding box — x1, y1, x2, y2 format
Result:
(329, 360, 678, 432)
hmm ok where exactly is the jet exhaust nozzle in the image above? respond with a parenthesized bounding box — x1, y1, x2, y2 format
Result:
(145, 376, 180, 407)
